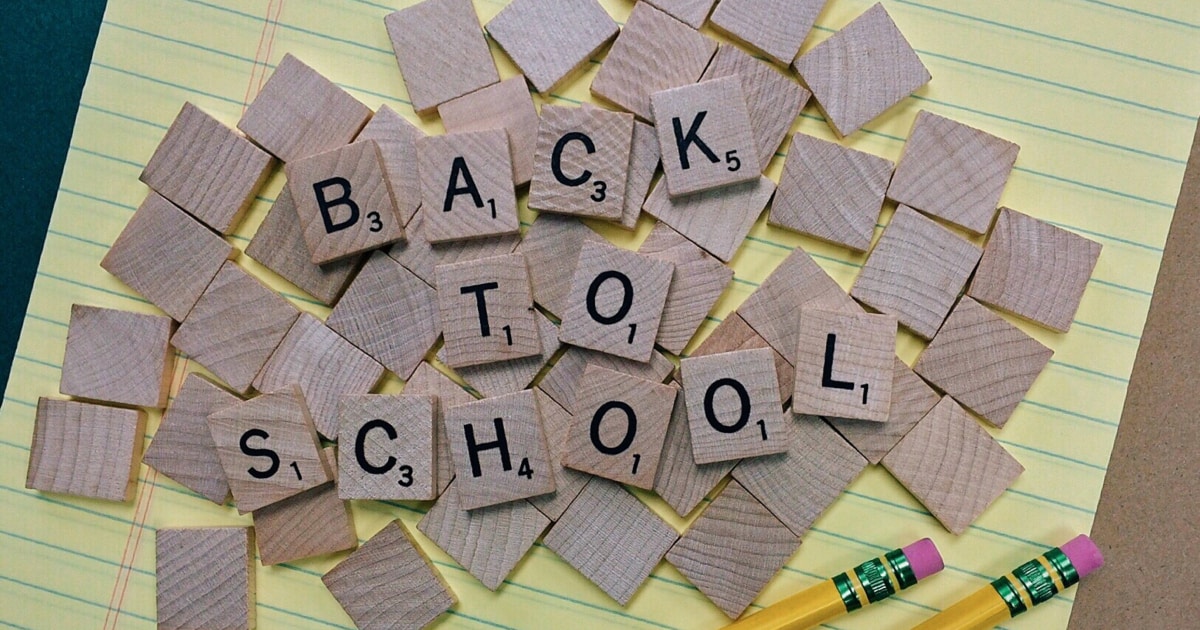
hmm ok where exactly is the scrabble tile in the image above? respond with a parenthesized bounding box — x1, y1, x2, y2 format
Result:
(355, 104, 424, 227)
(689, 313, 793, 405)
(887, 110, 1019, 234)
(969, 207, 1102, 332)
(653, 382, 736, 517)
(913, 297, 1053, 428)
(590, 1, 717, 122)
(769, 133, 895, 252)
(792, 307, 897, 422)
(418, 480, 550, 590)
(337, 395, 436, 500)
(733, 415, 867, 536)
(404, 362, 478, 497)
(322, 520, 456, 630)
(621, 118, 661, 229)
(710, 0, 827, 65)
(881, 397, 1024, 534)
(793, 4, 931, 137)
(826, 357, 942, 464)
(666, 480, 801, 618)
(642, 175, 775, 262)
(529, 105, 634, 220)
(527, 389, 591, 521)
(387, 208, 520, 289)
(439, 76, 541, 186)
(101, 192, 235, 321)
(514, 212, 604, 315)
(539, 345, 675, 414)
(639, 223, 733, 354)
(59, 304, 174, 408)
(141, 102, 274, 234)
(143, 373, 241, 505)
(442, 390, 555, 509)
(850, 205, 983, 340)
(171, 261, 299, 394)
(254, 446, 357, 566)
(680, 347, 789, 465)
(542, 477, 679, 605)
(651, 77, 759, 197)
(156, 527, 254, 630)
(238, 53, 372, 163)
(644, 0, 717, 29)
(418, 129, 519, 243)
(436, 252, 542, 368)
(325, 251, 440, 380)
(559, 240, 674, 361)
(444, 311, 559, 398)
(384, 0, 499, 114)
(486, 0, 619, 94)
(207, 386, 331, 513)
(26, 398, 146, 502)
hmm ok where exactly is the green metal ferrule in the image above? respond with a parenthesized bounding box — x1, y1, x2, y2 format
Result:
(1013, 558, 1058, 606)
(833, 572, 862, 612)
(887, 548, 918, 589)
(1044, 547, 1080, 589)
(854, 558, 897, 604)
(991, 576, 1029, 617)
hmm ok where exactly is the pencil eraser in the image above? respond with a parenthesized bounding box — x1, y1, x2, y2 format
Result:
(902, 538, 944, 581)
(1060, 534, 1104, 579)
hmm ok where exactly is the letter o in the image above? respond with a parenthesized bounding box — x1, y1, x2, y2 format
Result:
(590, 401, 638, 455)
(704, 378, 751, 434)
(585, 270, 634, 325)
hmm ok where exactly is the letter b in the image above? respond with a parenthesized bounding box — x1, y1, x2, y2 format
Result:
(313, 177, 361, 233)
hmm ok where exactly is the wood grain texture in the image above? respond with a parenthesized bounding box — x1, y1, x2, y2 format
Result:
(237, 53, 372, 163)
(887, 110, 1019, 235)
(542, 477, 679, 605)
(769, 132, 894, 252)
(383, 0, 498, 114)
(403, 362, 479, 497)
(485, 0, 618, 93)
(436, 252, 542, 368)
(156, 527, 254, 630)
(443, 311, 559, 398)
(417, 129, 520, 243)
(529, 105, 633, 220)
(710, 0, 827, 65)
(850, 205, 982, 340)
(881, 397, 1024, 534)
(681, 347, 788, 464)
(589, 1, 716, 122)
(642, 175, 775, 262)
(621, 118, 661, 229)
(653, 381, 736, 517)
(689, 313, 793, 405)
(513, 212, 604, 316)
(651, 76, 759, 197)
(665, 480, 801, 619)
(439, 76, 541, 186)
(644, 0, 716, 29)
(253, 447, 356, 566)
(26, 398, 146, 502)
(539, 345, 674, 414)
(143, 373, 241, 505)
(639, 223, 732, 354)
(826, 357, 941, 464)
(912, 296, 1053, 428)
(141, 102, 274, 235)
(322, 520, 456, 630)
(354, 104, 423, 227)
(386, 207, 520, 289)
(969, 207, 1102, 332)
(527, 389, 592, 521)
(337, 395, 436, 500)
(59, 304, 175, 408)
(792, 307, 896, 422)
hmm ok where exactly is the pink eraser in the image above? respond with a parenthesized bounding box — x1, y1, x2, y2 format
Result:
(1060, 534, 1104, 579)
(902, 538, 944, 581)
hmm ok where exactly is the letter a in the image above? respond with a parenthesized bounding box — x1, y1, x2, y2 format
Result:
(443, 156, 486, 212)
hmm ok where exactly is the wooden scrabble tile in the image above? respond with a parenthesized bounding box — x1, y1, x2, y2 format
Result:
(444, 311, 559, 398)
(337, 395, 436, 500)
(793, 4, 931, 137)
(642, 175, 775, 262)
(769, 133, 895, 252)
(733, 415, 867, 536)
(913, 297, 1053, 428)
(590, 1, 717, 122)
(156, 527, 254, 630)
(404, 362, 478, 497)
(325, 251, 440, 380)
(621, 118, 661, 229)
(443, 390, 555, 509)
(539, 345, 674, 414)
(826, 357, 942, 464)
(486, 0, 619, 94)
(881, 397, 1024, 534)
(418, 129, 519, 243)
(254, 446, 357, 566)
(792, 307, 897, 422)
(237, 53, 372, 163)
(666, 480, 801, 618)
(529, 105, 634, 220)
(418, 480, 550, 590)
(207, 386, 331, 513)
(355, 104, 423, 227)
(514, 212, 604, 316)
(322, 520, 456, 630)
(384, 0, 499, 114)
(141, 102, 274, 235)
(653, 382, 736, 517)
(639, 223, 732, 354)
(651, 76, 759, 197)
(887, 110, 1019, 234)
(850, 205, 983, 340)
(143, 373, 241, 505)
(710, 0, 827, 65)
(527, 389, 591, 521)
(172, 261, 300, 394)
(969, 207, 1102, 332)
(644, 0, 717, 28)
(440, 76, 541, 186)
(542, 477, 679, 605)
(387, 208, 520, 289)
(26, 398, 146, 502)
(559, 240, 674, 362)
(59, 304, 174, 408)
(680, 348, 788, 465)
(690, 313, 794, 405)
(436, 252, 542, 368)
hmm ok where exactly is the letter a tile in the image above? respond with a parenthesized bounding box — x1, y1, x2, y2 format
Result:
(418, 129, 519, 243)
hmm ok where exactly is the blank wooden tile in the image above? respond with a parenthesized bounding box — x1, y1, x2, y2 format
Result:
(913, 297, 1053, 428)
(237, 54, 372, 163)
(254, 446, 356, 566)
(443, 390, 555, 509)
(384, 0, 499, 114)
(881, 397, 1024, 534)
(529, 105, 634, 220)
(141, 102, 274, 235)
(827, 357, 941, 464)
(559, 240, 674, 361)
(793, 4, 931, 137)
(690, 313, 794, 405)
(542, 477, 679, 605)
(642, 175, 775, 262)
(969, 207, 1102, 332)
(26, 398, 146, 502)
(60, 304, 174, 408)
(514, 212, 604, 316)
(356, 104, 423, 227)
(157, 527, 254, 630)
(850, 205, 983, 340)
(769, 133, 895, 252)
(418, 129, 519, 243)
(143, 373, 241, 505)
(322, 520, 456, 630)
(639, 223, 732, 354)
(653, 382, 736, 517)
(440, 76, 541, 186)
(539, 345, 674, 414)
(710, 0, 827, 65)
(792, 307, 896, 422)
(326, 251, 440, 380)
(436, 252, 541, 368)
(590, 1, 717, 122)
(387, 208, 520, 289)
(651, 76, 759, 197)
(527, 389, 592, 521)
(887, 110, 1019, 234)
(681, 348, 788, 465)
(621, 118, 661, 229)
(666, 480, 800, 618)
(404, 362, 478, 497)
(444, 311, 559, 398)
(338, 395, 436, 500)
(486, 0, 619, 94)
(644, 0, 717, 29)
